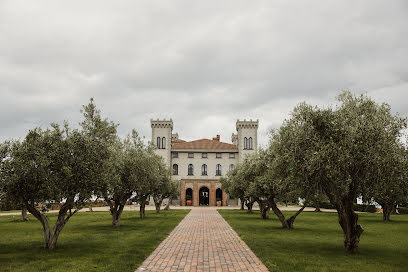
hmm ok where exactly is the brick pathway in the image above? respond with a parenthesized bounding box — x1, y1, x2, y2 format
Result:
(135, 207, 269, 272)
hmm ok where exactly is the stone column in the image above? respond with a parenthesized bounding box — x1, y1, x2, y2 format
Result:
(193, 181, 199, 206)
(180, 180, 185, 206)
(210, 182, 216, 206)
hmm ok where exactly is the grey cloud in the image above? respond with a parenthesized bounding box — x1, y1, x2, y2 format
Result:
(0, 0, 407, 145)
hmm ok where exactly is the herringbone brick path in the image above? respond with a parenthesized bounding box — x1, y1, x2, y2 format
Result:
(135, 207, 269, 272)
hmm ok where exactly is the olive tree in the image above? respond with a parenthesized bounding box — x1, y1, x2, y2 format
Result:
(0, 143, 29, 221)
(152, 175, 179, 213)
(221, 165, 256, 213)
(0, 142, 10, 208)
(2, 123, 106, 249)
(278, 91, 407, 253)
(367, 143, 408, 221)
(245, 149, 308, 227)
(96, 139, 129, 227)
(238, 152, 271, 219)
(121, 131, 165, 218)
(78, 98, 129, 227)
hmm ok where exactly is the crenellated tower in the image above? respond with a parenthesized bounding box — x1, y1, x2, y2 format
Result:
(236, 119, 259, 163)
(151, 119, 173, 166)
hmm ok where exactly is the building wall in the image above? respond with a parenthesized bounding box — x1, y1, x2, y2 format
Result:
(150, 118, 259, 207)
(236, 119, 258, 163)
(151, 119, 173, 166)
(181, 179, 228, 206)
(171, 151, 238, 181)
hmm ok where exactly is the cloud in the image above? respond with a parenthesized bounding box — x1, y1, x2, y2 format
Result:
(0, 0, 407, 145)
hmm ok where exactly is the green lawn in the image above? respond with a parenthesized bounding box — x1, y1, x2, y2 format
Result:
(0, 209, 189, 272)
(219, 210, 408, 272)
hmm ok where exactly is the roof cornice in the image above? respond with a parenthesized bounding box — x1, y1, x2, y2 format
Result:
(171, 148, 239, 153)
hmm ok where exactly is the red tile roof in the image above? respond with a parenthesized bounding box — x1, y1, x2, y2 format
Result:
(171, 139, 238, 150)
(172, 139, 186, 143)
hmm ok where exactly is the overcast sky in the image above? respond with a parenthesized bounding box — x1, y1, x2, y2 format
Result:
(1, 1, 407, 146)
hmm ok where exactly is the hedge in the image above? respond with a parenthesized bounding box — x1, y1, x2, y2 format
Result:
(398, 207, 408, 214)
(317, 202, 376, 213)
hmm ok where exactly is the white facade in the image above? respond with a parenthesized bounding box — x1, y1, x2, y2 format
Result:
(171, 151, 239, 180)
(151, 118, 259, 206)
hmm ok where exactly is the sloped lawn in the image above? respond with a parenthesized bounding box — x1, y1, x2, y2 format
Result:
(219, 210, 408, 272)
(0, 210, 189, 272)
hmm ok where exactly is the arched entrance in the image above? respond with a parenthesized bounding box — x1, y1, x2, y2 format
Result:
(216, 188, 223, 206)
(186, 188, 193, 206)
(199, 187, 209, 206)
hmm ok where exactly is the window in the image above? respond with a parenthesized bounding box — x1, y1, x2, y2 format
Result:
(229, 164, 235, 171)
(162, 137, 166, 149)
(188, 153, 194, 158)
(172, 152, 178, 158)
(249, 137, 253, 150)
(216, 164, 222, 176)
(216, 153, 222, 158)
(229, 153, 235, 158)
(173, 164, 178, 175)
(202, 164, 207, 175)
(244, 137, 247, 149)
(202, 153, 207, 158)
(156, 137, 161, 149)
(188, 164, 194, 175)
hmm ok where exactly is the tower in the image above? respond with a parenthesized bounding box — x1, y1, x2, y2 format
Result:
(151, 119, 173, 166)
(236, 119, 259, 163)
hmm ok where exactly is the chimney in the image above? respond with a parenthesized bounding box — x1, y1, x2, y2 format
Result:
(212, 135, 220, 141)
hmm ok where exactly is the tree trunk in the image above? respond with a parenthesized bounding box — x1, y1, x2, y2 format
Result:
(382, 202, 393, 222)
(139, 198, 146, 218)
(270, 199, 306, 229)
(155, 200, 162, 213)
(111, 205, 124, 227)
(240, 198, 245, 210)
(285, 205, 306, 229)
(25, 202, 76, 249)
(392, 203, 398, 214)
(89, 201, 93, 212)
(245, 200, 254, 214)
(21, 206, 29, 221)
(164, 197, 172, 210)
(314, 201, 321, 212)
(336, 198, 364, 253)
(258, 200, 270, 219)
(260, 204, 270, 219)
(105, 197, 125, 227)
(270, 199, 291, 228)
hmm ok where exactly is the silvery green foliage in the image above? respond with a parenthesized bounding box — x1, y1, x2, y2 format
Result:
(277, 92, 407, 207)
(3, 125, 103, 208)
(1, 99, 118, 248)
(274, 91, 408, 252)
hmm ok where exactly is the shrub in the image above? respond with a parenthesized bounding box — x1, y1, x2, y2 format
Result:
(319, 202, 336, 209)
(317, 202, 376, 213)
(398, 207, 408, 214)
(353, 204, 377, 213)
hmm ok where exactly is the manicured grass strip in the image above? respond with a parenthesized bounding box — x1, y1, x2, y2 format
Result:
(0, 209, 189, 272)
(219, 210, 408, 272)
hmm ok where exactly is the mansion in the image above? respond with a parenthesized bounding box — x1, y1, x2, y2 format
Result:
(151, 118, 258, 206)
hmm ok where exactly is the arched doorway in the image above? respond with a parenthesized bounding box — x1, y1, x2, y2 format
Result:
(199, 187, 209, 206)
(186, 188, 193, 206)
(216, 188, 223, 206)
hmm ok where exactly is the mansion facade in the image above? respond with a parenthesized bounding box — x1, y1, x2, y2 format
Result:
(151, 118, 259, 206)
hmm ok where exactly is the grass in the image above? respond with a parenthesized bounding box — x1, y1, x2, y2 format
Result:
(219, 209, 408, 272)
(0, 209, 189, 272)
